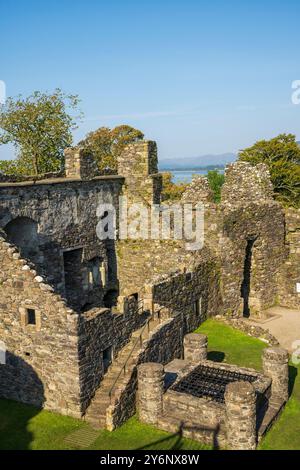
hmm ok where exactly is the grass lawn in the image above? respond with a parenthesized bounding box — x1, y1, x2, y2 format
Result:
(0, 399, 208, 450)
(0, 319, 299, 450)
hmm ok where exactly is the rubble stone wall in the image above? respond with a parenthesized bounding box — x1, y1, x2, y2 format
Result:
(277, 208, 300, 308)
(0, 236, 82, 417)
(0, 177, 123, 311)
(78, 305, 145, 413)
(220, 203, 286, 316)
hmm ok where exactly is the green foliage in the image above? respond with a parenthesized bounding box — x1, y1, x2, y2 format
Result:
(206, 170, 225, 203)
(79, 125, 144, 172)
(0, 90, 82, 176)
(161, 172, 189, 201)
(238, 133, 300, 208)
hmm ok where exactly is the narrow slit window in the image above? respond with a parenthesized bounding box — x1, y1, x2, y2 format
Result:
(27, 308, 36, 325)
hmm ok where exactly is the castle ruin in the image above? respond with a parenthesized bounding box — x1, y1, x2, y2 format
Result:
(0, 140, 299, 435)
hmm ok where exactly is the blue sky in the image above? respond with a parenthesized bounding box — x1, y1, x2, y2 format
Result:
(1, 0, 300, 161)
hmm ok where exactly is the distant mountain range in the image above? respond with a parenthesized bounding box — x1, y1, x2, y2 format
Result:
(159, 152, 236, 170)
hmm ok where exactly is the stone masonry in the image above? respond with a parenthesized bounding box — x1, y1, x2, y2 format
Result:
(138, 338, 288, 450)
(225, 381, 257, 450)
(137, 362, 164, 425)
(183, 333, 208, 362)
(0, 137, 297, 433)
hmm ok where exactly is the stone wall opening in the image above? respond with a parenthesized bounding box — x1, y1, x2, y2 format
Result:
(63, 248, 83, 306)
(87, 257, 102, 288)
(103, 346, 113, 373)
(103, 289, 118, 308)
(4, 216, 39, 260)
(241, 237, 257, 318)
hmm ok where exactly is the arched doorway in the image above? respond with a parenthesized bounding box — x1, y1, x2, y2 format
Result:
(4, 217, 39, 259)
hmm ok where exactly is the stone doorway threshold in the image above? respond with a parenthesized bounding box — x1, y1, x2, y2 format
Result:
(248, 312, 281, 324)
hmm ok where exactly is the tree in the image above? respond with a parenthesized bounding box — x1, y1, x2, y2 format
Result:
(238, 134, 300, 208)
(161, 172, 189, 201)
(79, 125, 144, 172)
(0, 89, 82, 175)
(207, 169, 225, 203)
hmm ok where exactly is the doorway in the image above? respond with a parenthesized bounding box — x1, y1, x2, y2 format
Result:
(103, 346, 113, 373)
(241, 237, 257, 318)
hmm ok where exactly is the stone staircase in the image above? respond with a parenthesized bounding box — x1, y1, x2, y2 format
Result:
(84, 315, 161, 429)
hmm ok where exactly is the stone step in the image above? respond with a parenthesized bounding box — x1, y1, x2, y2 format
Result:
(86, 414, 107, 430)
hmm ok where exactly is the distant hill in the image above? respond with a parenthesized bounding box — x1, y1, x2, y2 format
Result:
(159, 152, 236, 170)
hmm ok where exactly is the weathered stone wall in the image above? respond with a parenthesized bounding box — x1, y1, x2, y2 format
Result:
(64, 147, 99, 180)
(107, 313, 182, 429)
(221, 161, 274, 206)
(220, 203, 286, 316)
(117, 237, 221, 307)
(218, 161, 286, 316)
(277, 208, 300, 308)
(118, 140, 162, 205)
(0, 236, 81, 417)
(77, 304, 145, 412)
(0, 234, 148, 416)
(0, 177, 123, 311)
(181, 175, 214, 204)
(151, 255, 222, 327)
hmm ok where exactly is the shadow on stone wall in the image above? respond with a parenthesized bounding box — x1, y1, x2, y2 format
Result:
(0, 352, 45, 450)
(135, 422, 220, 450)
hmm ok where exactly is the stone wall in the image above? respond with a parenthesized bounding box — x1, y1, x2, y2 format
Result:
(218, 161, 286, 316)
(0, 234, 148, 416)
(220, 203, 286, 316)
(151, 255, 222, 327)
(277, 208, 300, 308)
(107, 313, 182, 430)
(0, 236, 82, 417)
(221, 161, 274, 206)
(77, 304, 145, 412)
(0, 176, 123, 311)
(64, 147, 99, 180)
(137, 356, 275, 450)
(118, 140, 162, 205)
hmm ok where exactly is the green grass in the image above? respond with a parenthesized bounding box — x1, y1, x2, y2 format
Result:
(196, 319, 266, 370)
(0, 399, 208, 450)
(0, 318, 299, 450)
